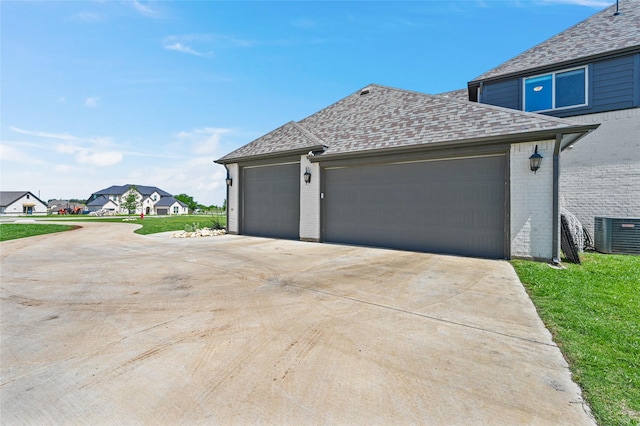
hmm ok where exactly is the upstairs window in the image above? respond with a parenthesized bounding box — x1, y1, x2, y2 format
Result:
(524, 67, 587, 112)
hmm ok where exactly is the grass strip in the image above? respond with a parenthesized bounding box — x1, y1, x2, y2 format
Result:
(39, 214, 226, 235)
(512, 253, 640, 425)
(0, 223, 78, 242)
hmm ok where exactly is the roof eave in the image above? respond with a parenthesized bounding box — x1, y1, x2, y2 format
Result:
(308, 125, 599, 163)
(214, 144, 327, 165)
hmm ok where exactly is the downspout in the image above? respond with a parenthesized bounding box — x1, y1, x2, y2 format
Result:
(552, 133, 562, 265)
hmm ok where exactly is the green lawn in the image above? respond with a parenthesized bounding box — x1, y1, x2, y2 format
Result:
(2, 214, 226, 240)
(512, 253, 640, 426)
(40, 214, 227, 235)
(97, 214, 227, 235)
(0, 223, 78, 242)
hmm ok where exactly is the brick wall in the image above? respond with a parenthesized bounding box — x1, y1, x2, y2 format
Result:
(510, 140, 557, 260)
(299, 155, 321, 241)
(226, 163, 239, 234)
(560, 108, 640, 235)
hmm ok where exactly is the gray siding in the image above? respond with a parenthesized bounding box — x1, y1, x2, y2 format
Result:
(591, 55, 636, 112)
(480, 79, 520, 110)
(479, 53, 639, 117)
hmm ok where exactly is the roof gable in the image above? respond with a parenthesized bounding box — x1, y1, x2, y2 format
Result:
(154, 196, 187, 208)
(0, 191, 46, 207)
(472, 0, 640, 82)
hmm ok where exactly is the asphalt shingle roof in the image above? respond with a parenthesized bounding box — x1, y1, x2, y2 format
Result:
(218, 121, 325, 162)
(437, 88, 470, 102)
(154, 197, 187, 208)
(92, 185, 172, 197)
(472, 0, 640, 81)
(0, 191, 46, 207)
(218, 84, 589, 162)
(87, 195, 111, 207)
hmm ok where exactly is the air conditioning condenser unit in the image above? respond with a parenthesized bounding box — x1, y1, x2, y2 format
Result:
(594, 217, 640, 255)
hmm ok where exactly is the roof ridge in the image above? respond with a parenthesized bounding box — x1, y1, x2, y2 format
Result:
(290, 121, 327, 148)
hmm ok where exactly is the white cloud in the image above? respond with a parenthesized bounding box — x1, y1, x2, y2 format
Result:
(9, 126, 77, 141)
(131, 1, 161, 18)
(55, 143, 79, 154)
(175, 127, 230, 155)
(84, 97, 100, 107)
(76, 150, 123, 167)
(54, 164, 74, 173)
(0, 143, 37, 164)
(163, 42, 212, 57)
(7, 126, 122, 168)
(162, 34, 256, 58)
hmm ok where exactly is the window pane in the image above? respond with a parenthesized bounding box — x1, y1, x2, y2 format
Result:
(556, 68, 585, 108)
(524, 74, 552, 112)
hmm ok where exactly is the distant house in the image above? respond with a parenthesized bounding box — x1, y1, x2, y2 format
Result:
(86, 185, 187, 215)
(467, 0, 640, 234)
(154, 197, 189, 215)
(0, 191, 48, 216)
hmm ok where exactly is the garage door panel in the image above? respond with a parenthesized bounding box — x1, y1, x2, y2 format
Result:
(243, 163, 300, 239)
(324, 156, 506, 258)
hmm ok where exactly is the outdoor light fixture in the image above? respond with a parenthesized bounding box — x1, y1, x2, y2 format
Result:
(529, 145, 543, 173)
(303, 168, 312, 184)
(225, 176, 233, 186)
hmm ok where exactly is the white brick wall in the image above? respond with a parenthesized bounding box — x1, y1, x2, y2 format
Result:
(510, 140, 557, 260)
(226, 163, 240, 234)
(299, 155, 321, 241)
(560, 108, 640, 234)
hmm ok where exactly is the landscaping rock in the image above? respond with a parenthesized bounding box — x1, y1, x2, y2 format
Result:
(170, 228, 226, 238)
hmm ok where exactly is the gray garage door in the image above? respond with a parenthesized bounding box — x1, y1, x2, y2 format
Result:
(243, 163, 300, 239)
(323, 155, 507, 258)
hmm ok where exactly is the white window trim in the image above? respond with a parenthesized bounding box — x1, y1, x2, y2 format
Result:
(523, 65, 588, 113)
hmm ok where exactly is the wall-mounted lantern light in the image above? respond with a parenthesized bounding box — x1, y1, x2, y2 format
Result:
(303, 168, 312, 184)
(529, 145, 543, 173)
(225, 176, 233, 186)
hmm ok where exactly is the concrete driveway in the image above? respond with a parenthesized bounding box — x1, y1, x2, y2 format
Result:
(1, 222, 594, 425)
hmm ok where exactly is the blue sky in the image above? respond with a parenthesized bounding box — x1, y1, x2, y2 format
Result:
(1, 0, 610, 206)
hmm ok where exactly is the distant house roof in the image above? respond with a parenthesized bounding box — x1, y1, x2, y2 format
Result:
(154, 197, 187, 208)
(217, 84, 596, 163)
(87, 195, 111, 207)
(471, 0, 640, 82)
(0, 191, 46, 207)
(92, 185, 172, 198)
